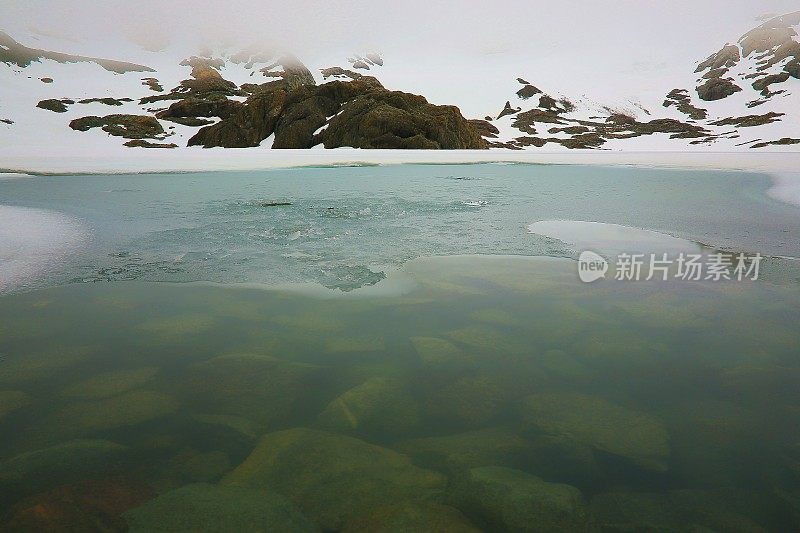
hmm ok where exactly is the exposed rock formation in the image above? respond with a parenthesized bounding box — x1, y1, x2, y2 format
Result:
(36, 99, 72, 113)
(697, 77, 742, 101)
(190, 79, 486, 150)
(663, 89, 708, 120)
(123, 140, 178, 148)
(69, 115, 166, 139)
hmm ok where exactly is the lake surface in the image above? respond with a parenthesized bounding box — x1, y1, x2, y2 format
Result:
(1, 164, 799, 531)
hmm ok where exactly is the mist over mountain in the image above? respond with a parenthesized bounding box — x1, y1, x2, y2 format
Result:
(1, 1, 798, 155)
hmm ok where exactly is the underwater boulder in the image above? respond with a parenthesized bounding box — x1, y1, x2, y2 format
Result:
(522, 392, 670, 472)
(342, 501, 481, 532)
(397, 427, 531, 472)
(222, 428, 446, 530)
(165, 448, 231, 484)
(0, 439, 129, 496)
(3, 475, 154, 532)
(181, 353, 320, 429)
(51, 390, 179, 436)
(444, 325, 530, 355)
(426, 374, 526, 428)
(410, 336, 465, 366)
(61, 367, 159, 400)
(449, 466, 589, 532)
(316, 377, 420, 437)
(124, 483, 318, 532)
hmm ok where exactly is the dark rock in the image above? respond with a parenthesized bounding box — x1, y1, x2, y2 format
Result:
(78, 97, 133, 106)
(321, 90, 486, 149)
(156, 95, 242, 121)
(496, 101, 520, 120)
(548, 125, 590, 135)
(469, 119, 499, 138)
(750, 137, 800, 148)
(161, 116, 215, 127)
(662, 88, 708, 120)
(39, 77, 53, 83)
(1, 118, 14, 125)
(261, 56, 316, 91)
(70, 115, 166, 139)
(695, 44, 740, 74)
(123, 140, 178, 148)
(711, 112, 784, 127)
(786, 59, 800, 79)
(36, 99, 69, 113)
(193, 79, 485, 150)
(189, 85, 288, 148)
(260, 201, 292, 207)
(752, 71, 791, 94)
(142, 77, 163, 92)
(696, 77, 742, 101)
(320, 66, 363, 81)
(516, 84, 541, 99)
(538, 95, 558, 110)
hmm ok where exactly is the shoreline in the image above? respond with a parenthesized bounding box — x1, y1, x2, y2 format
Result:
(2, 150, 800, 207)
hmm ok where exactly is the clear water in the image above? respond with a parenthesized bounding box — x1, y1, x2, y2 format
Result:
(1, 164, 798, 292)
(1, 165, 799, 531)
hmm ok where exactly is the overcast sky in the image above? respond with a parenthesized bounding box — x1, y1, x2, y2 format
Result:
(4, 1, 799, 115)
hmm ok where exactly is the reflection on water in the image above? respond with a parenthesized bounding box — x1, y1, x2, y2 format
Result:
(1, 255, 799, 531)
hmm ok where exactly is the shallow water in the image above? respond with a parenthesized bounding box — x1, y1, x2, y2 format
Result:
(1, 165, 800, 530)
(1, 164, 799, 293)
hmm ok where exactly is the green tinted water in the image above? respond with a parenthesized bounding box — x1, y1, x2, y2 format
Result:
(1, 255, 799, 531)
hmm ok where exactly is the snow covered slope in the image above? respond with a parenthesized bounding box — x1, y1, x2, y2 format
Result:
(1, 11, 798, 159)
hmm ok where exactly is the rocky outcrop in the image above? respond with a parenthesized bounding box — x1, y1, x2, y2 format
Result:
(123, 140, 178, 148)
(321, 90, 487, 149)
(156, 95, 242, 122)
(711, 112, 784, 128)
(516, 83, 542, 100)
(662, 89, 708, 120)
(750, 137, 800, 148)
(469, 119, 499, 138)
(697, 77, 742, 101)
(142, 77, 163, 92)
(695, 44, 740, 77)
(69, 115, 166, 139)
(78, 97, 133, 106)
(191, 79, 486, 150)
(36, 99, 72, 113)
(752, 72, 791, 95)
(188, 84, 289, 147)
